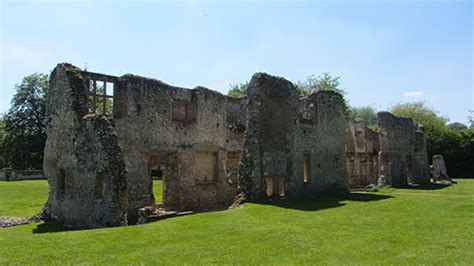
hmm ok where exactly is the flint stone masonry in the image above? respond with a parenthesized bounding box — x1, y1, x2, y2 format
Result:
(238, 73, 348, 201)
(430, 154, 454, 184)
(43, 63, 432, 228)
(345, 119, 380, 188)
(43, 64, 128, 228)
(113, 73, 245, 220)
(44, 63, 245, 227)
(377, 112, 430, 187)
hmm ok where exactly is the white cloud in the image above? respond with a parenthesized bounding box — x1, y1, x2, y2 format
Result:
(403, 91, 424, 98)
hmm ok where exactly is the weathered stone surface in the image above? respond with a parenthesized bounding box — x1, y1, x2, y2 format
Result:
(43, 64, 128, 228)
(346, 118, 380, 188)
(238, 73, 348, 202)
(430, 154, 455, 184)
(377, 112, 430, 186)
(43, 63, 433, 228)
(113, 74, 245, 216)
(44, 63, 245, 227)
(0, 210, 43, 228)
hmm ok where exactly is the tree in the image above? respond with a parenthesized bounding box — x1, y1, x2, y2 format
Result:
(295, 73, 345, 97)
(448, 122, 468, 132)
(348, 105, 378, 130)
(390, 102, 449, 129)
(227, 82, 249, 98)
(1, 73, 49, 170)
(296, 73, 349, 112)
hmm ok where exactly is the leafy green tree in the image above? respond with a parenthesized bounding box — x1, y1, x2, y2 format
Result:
(390, 102, 449, 129)
(1, 73, 49, 170)
(448, 122, 468, 132)
(295, 73, 345, 97)
(227, 82, 249, 98)
(296, 73, 349, 112)
(348, 105, 378, 130)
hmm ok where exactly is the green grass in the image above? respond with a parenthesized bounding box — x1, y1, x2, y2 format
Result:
(0, 179, 473, 265)
(152, 179, 162, 203)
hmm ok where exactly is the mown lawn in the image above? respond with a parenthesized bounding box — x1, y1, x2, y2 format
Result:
(0, 179, 473, 265)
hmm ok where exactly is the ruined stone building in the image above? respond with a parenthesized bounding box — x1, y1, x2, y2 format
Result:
(44, 63, 247, 227)
(377, 112, 430, 186)
(238, 74, 348, 201)
(345, 113, 430, 189)
(345, 119, 380, 188)
(42, 63, 429, 228)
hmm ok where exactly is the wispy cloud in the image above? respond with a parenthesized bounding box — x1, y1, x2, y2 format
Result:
(403, 91, 424, 98)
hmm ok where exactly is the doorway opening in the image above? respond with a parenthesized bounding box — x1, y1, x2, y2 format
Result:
(265, 176, 286, 198)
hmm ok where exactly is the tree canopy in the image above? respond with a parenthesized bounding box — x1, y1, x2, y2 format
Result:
(227, 82, 249, 98)
(294, 73, 345, 97)
(348, 105, 378, 130)
(448, 122, 469, 132)
(1, 73, 49, 170)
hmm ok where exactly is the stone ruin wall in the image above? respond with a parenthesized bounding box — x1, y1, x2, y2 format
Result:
(113, 74, 246, 220)
(413, 126, 430, 184)
(377, 111, 430, 186)
(43, 64, 128, 228)
(238, 73, 347, 201)
(345, 118, 380, 188)
(42, 63, 432, 228)
(43, 63, 246, 227)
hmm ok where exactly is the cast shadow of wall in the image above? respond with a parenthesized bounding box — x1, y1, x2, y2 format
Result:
(394, 182, 453, 191)
(255, 192, 392, 211)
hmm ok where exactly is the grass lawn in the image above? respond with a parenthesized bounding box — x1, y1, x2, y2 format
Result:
(0, 179, 473, 265)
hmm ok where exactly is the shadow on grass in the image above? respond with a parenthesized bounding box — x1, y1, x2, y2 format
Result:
(256, 193, 392, 211)
(32, 223, 81, 234)
(395, 182, 452, 190)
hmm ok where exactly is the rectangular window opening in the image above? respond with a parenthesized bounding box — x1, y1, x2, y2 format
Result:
(86, 78, 115, 117)
(279, 176, 285, 197)
(265, 176, 273, 197)
(304, 154, 310, 183)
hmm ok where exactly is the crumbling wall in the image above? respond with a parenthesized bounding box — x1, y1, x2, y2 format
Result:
(430, 154, 454, 184)
(238, 73, 298, 201)
(43, 64, 128, 228)
(345, 118, 380, 188)
(113, 75, 245, 215)
(238, 73, 348, 201)
(413, 126, 430, 184)
(378, 111, 425, 186)
(294, 90, 348, 194)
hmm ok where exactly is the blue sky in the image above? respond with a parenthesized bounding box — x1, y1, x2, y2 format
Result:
(1, 0, 472, 124)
